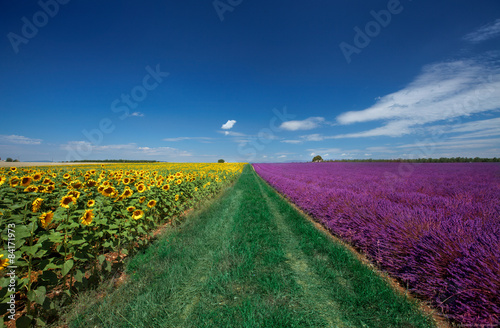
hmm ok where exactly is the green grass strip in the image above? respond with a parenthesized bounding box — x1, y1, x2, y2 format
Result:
(66, 164, 436, 328)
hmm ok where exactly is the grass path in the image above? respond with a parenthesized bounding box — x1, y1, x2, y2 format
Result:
(66, 165, 436, 328)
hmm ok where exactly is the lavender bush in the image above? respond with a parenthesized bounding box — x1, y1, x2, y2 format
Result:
(253, 162, 500, 326)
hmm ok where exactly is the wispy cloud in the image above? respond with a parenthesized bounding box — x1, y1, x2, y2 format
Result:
(219, 130, 247, 137)
(335, 57, 500, 138)
(61, 142, 191, 158)
(163, 137, 213, 142)
(396, 137, 500, 152)
(447, 117, 500, 139)
(280, 117, 325, 131)
(130, 111, 145, 117)
(0, 135, 42, 145)
(464, 18, 500, 43)
(221, 120, 237, 130)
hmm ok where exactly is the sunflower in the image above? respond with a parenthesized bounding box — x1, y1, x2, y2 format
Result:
(46, 185, 55, 193)
(194, 187, 198, 192)
(63, 173, 71, 179)
(39, 211, 54, 229)
(36, 185, 46, 193)
(122, 177, 131, 185)
(80, 209, 93, 225)
(32, 198, 44, 212)
(0, 254, 9, 271)
(175, 194, 179, 201)
(9, 176, 20, 187)
(87, 200, 95, 207)
(127, 206, 136, 212)
(42, 178, 51, 184)
(132, 209, 144, 220)
(70, 180, 83, 189)
(162, 184, 170, 191)
(102, 186, 117, 197)
(0, 176, 6, 186)
(121, 187, 133, 198)
(33, 173, 42, 181)
(60, 195, 77, 208)
(85, 179, 97, 187)
(147, 200, 157, 208)
(23, 186, 37, 193)
(139, 196, 146, 203)
(67, 190, 81, 200)
(176, 179, 182, 185)
(136, 184, 147, 193)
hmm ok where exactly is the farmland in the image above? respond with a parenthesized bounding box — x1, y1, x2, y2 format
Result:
(66, 165, 435, 327)
(253, 162, 500, 326)
(0, 162, 245, 326)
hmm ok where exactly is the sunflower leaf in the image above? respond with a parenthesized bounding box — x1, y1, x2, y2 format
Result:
(61, 259, 74, 276)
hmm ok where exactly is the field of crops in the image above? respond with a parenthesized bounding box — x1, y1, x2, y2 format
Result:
(253, 162, 500, 326)
(0, 163, 245, 325)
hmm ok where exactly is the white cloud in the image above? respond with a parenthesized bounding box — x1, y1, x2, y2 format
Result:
(333, 120, 415, 138)
(281, 139, 303, 144)
(130, 112, 144, 117)
(301, 133, 325, 141)
(306, 148, 342, 155)
(335, 58, 500, 138)
(163, 137, 213, 142)
(280, 117, 325, 131)
(60, 142, 191, 159)
(396, 137, 500, 152)
(0, 135, 42, 145)
(445, 117, 500, 140)
(221, 131, 247, 137)
(221, 120, 237, 130)
(464, 19, 500, 43)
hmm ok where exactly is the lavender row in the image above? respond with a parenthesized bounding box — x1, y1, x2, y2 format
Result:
(253, 162, 500, 326)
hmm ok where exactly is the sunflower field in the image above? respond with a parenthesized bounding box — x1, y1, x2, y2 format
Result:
(0, 162, 245, 325)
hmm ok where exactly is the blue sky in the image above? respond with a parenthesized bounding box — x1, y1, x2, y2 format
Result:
(1, 0, 499, 162)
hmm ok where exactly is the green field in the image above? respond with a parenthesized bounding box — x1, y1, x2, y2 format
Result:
(63, 165, 436, 328)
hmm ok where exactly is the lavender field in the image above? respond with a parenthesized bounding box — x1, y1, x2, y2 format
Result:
(253, 162, 500, 326)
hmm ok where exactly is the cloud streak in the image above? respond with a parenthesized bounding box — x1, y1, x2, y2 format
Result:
(335, 57, 500, 138)
(0, 135, 42, 145)
(464, 18, 500, 43)
(61, 142, 192, 159)
(280, 117, 325, 131)
(163, 137, 213, 142)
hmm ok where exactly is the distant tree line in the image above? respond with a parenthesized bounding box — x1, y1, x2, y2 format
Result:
(68, 159, 160, 163)
(319, 157, 500, 163)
